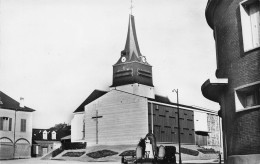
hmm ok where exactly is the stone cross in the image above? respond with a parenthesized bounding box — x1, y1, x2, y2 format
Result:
(91, 110, 103, 144)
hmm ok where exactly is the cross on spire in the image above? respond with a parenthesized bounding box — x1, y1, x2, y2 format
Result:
(130, 0, 134, 15)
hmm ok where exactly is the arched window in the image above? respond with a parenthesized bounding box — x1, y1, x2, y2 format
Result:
(0, 117, 12, 131)
(51, 131, 56, 140)
(43, 130, 47, 140)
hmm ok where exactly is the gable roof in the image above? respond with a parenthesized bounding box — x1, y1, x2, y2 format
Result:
(0, 91, 35, 112)
(73, 89, 216, 114)
(73, 90, 108, 113)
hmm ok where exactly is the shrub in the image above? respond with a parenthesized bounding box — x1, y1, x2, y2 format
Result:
(62, 142, 86, 150)
(198, 148, 218, 154)
(180, 147, 199, 156)
(86, 149, 118, 159)
(119, 150, 136, 156)
(62, 152, 85, 157)
(52, 147, 64, 157)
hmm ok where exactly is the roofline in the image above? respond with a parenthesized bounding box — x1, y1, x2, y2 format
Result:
(113, 60, 152, 67)
(0, 106, 35, 112)
(72, 89, 218, 115)
(32, 128, 49, 130)
(148, 100, 218, 114)
(74, 89, 149, 113)
(73, 89, 108, 113)
(73, 111, 85, 114)
(109, 89, 218, 114)
(107, 88, 149, 99)
(110, 82, 154, 88)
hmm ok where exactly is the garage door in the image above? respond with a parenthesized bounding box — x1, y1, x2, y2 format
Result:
(15, 139, 30, 159)
(0, 138, 14, 159)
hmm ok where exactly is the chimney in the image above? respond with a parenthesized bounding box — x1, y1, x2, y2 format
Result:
(19, 97, 24, 108)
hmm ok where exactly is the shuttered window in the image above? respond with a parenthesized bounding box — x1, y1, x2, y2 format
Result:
(0, 117, 12, 131)
(43, 130, 47, 140)
(240, 0, 260, 51)
(51, 131, 56, 140)
(250, 3, 260, 47)
(21, 119, 26, 132)
(9, 118, 12, 131)
(0, 117, 3, 130)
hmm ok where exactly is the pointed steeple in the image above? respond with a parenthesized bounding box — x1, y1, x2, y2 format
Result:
(111, 14, 153, 88)
(123, 15, 142, 60)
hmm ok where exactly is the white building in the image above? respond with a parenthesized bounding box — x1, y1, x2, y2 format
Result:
(0, 91, 35, 159)
(71, 15, 221, 147)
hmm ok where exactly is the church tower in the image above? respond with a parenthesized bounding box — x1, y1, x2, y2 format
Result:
(110, 15, 155, 98)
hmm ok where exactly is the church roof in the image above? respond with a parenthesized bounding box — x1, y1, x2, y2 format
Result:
(0, 91, 35, 112)
(73, 90, 108, 113)
(73, 89, 216, 114)
(123, 14, 142, 59)
(148, 94, 217, 114)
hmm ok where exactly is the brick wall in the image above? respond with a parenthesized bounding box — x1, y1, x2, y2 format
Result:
(231, 107, 260, 155)
(208, 0, 260, 157)
(214, 0, 260, 85)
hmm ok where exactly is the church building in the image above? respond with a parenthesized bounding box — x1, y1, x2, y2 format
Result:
(71, 15, 220, 146)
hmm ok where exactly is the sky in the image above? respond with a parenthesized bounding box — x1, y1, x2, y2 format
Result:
(0, 0, 219, 129)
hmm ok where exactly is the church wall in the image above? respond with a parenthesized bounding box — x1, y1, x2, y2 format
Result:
(110, 83, 155, 99)
(71, 113, 84, 142)
(193, 112, 221, 146)
(148, 103, 195, 144)
(207, 114, 221, 146)
(85, 90, 148, 146)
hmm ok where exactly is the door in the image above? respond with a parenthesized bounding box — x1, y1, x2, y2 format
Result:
(15, 139, 30, 158)
(42, 148, 48, 156)
(0, 138, 14, 159)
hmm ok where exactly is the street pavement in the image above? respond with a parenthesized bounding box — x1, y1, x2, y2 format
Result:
(0, 158, 223, 164)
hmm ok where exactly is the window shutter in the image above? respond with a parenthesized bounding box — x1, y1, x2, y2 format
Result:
(9, 118, 12, 131)
(21, 119, 26, 132)
(249, 3, 260, 47)
(0, 117, 3, 130)
(24, 119, 26, 132)
(21, 119, 23, 131)
(240, 4, 253, 51)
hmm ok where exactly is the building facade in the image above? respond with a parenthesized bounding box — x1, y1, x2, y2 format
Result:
(0, 91, 35, 159)
(32, 124, 70, 157)
(202, 0, 260, 163)
(71, 14, 221, 147)
(32, 129, 61, 157)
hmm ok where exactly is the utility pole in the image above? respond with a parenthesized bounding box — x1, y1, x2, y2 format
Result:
(173, 89, 182, 164)
(13, 109, 17, 159)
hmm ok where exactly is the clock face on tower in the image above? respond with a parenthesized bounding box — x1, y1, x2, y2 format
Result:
(121, 57, 126, 62)
(142, 56, 146, 63)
